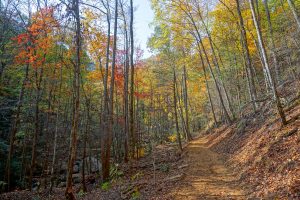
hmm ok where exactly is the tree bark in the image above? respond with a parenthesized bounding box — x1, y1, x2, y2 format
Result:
(65, 0, 81, 198)
(235, 0, 258, 112)
(182, 66, 192, 140)
(5, 62, 29, 191)
(129, 0, 135, 159)
(287, 0, 300, 31)
(120, 2, 130, 162)
(173, 69, 182, 151)
(198, 48, 218, 125)
(263, 0, 281, 84)
(102, 0, 118, 182)
(249, 0, 287, 125)
(29, 54, 44, 191)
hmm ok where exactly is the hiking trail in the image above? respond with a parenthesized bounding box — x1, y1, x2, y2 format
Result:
(170, 136, 246, 200)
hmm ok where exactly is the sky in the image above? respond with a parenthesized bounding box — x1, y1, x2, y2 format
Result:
(135, 0, 154, 58)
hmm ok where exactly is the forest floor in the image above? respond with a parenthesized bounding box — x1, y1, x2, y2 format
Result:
(165, 136, 246, 199)
(1, 94, 299, 199)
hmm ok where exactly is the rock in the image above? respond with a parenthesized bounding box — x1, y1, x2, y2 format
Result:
(32, 180, 40, 192)
(59, 157, 102, 175)
(88, 157, 102, 173)
(72, 160, 82, 174)
(72, 173, 81, 184)
(57, 182, 66, 188)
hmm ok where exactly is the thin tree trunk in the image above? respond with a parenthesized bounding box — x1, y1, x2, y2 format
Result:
(249, 0, 287, 125)
(129, 0, 135, 159)
(173, 69, 182, 151)
(120, 2, 129, 162)
(198, 49, 218, 125)
(182, 8, 231, 123)
(100, 0, 111, 182)
(287, 0, 300, 30)
(196, 6, 235, 118)
(263, 0, 281, 84)
(5, 63, 29, 191)
(81, 99, 90, 192)
(50, 62, 63, 192)
(29, 59, 44, 191)
(235, 0, 258, 112)
(182, 66, 192, 140)
(65, 0, 81, 198)
(102, 0, 118, 182)
(195, 36, 232, 123)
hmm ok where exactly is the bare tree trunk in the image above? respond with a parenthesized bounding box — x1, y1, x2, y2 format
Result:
(120, 2, 129, 162)
(176, 80, 188, 140)
(287, 0, 300, 30)
(50, 63, 63, 192)
(102, 0, 118, 182)
(5, 63, 29, 191)
(249, 0, 287, 125)
(196, 6, 235, 118)
(235, 0, 258, 112)
(173, 69, 182, 151)
(195, 36, 232, 123)
(29, 57, 44, 191)
(100, 0, 111, 182)
(198, 49, 218, 125)
(81, 98, 90, 192)
(182, 66, 192, 140)
(181, 6, 231, 123)
(129, 0, 135, 159)
(263, 0, 281, 84)
(65, 0, 81, 198)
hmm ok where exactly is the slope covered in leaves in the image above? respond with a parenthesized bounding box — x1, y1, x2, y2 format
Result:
(207, 101, 300, 198)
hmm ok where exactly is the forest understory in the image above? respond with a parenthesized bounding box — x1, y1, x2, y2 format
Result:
(1, 82, 299, 199)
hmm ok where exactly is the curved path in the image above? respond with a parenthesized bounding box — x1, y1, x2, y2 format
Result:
(170, 136, 246, 199)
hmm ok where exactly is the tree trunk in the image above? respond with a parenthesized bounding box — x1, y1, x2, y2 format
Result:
(287, 0, 300, 31)
(196, 6, 235, 118)
(5, 63, 29, 191)
(198, 49, 218, 125)
(100, 0, 111, 182)
(183, 8, 231, 123)
(235, 0, 258, 112)
(249, 0, 287, 125)
(120, 2, 130, 162)
(65, 0, 81, 198)
(81, 99, 90, 192)
(182, 66, 192, 140)
(173, 69, 182, 151)
(29, 58, 44, 191)
(195, 36, 232, 123)
(102, 0, 118, 182)
(129, 0, 135, 159)
(263, 0, 281, 84)
(50, 63, 63, 192)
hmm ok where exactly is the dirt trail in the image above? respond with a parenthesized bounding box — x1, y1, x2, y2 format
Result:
(170, 136, 246, 200)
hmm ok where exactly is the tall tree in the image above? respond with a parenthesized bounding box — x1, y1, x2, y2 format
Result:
(287, 0, 300, 30)
(101, 0, 118, 182)
(235, 0, 258, 112)
(129, 0, 135, 158)
(65, 0, 81, 198)
(248, 0, 287, 125)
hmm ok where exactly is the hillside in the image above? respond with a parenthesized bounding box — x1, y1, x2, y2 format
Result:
(1, 0, 300, 199)
(1, 96, 299, 199)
